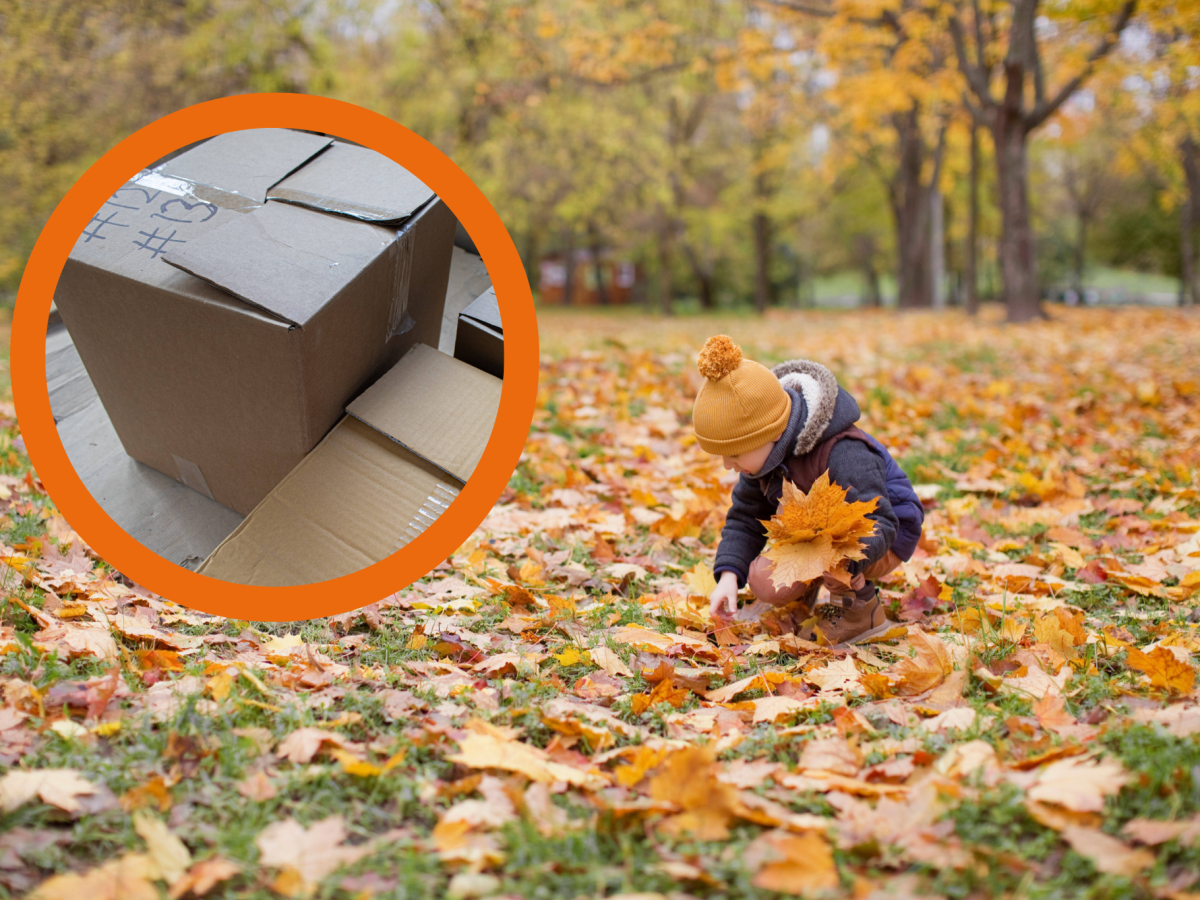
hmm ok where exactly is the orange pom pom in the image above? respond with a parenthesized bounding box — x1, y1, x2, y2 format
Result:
(697, 335, 743, 381)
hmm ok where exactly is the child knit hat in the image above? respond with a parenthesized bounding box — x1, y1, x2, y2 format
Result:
(693, 335, 791, 456)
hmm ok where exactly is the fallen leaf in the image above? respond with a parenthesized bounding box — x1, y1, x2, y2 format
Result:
(892, 629, 955, 695)
(1126, 645, 1196, 694)
(0, 768, 98, 813)
(166, 857, 240, 899)
(255, 816, 369, 891)
(29, 853, 158, 900)
(1027, 757, 1129, 813)
(648, 744, 741, 840)
(133, 812, 191, 884)
(1061, 826, 1155, 876)
(745, 829, 840, 892)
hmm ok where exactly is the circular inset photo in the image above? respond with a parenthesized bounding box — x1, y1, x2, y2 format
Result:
(13, 97, 537, 618)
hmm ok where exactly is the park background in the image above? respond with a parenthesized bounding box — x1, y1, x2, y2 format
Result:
(2, 4, 1200, 900)
(1, 0, 1199, 319)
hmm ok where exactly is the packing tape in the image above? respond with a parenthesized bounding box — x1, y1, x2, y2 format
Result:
(385, 229, 416, 341)
(171, 454, 215, 501)
(393, 483, 460, 552)
(133, 169, 260, 212)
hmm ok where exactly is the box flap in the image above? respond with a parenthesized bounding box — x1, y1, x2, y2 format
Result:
(460, 287, 502, 333)
(197, 417, 462, 586)
(157, 129, 333, 203)
(161, 201, 396, 326)
(346, 343, 501, 482)
(267, 142, 435, 222)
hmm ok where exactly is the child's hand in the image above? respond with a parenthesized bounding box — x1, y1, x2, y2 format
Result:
(709, 571, 740, 620)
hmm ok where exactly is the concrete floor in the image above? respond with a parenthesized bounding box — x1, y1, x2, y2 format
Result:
(48, 247, 491, 570)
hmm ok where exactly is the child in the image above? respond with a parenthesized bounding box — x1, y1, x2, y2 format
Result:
(692, 335, 924, 646)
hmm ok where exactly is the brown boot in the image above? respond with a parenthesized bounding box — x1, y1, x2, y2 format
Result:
(797, 583, 895, 648)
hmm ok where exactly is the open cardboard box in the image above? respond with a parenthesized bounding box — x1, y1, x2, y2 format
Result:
(198, 343, 502, 586)
(54, 129, 457, 515)
(454, 286, 503, 379)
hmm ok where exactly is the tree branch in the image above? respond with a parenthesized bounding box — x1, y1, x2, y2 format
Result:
(948, 11, 994, 108)
(1026, 0, 1137, 131)
(753, 0, 835, 17)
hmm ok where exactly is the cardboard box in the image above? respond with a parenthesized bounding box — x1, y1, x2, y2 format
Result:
(197, 343, 502, 586)
(54, 129, 457, 515)
(453, 287, 504, 378)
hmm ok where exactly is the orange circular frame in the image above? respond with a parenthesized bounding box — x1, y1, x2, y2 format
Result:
(12, 95, 537, 621)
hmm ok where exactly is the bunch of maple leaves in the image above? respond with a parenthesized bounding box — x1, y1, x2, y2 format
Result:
(1, 306, 1199, 899)
(761, 472, 878, 590)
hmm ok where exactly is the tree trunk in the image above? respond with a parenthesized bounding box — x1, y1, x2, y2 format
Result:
(890, 109, 936, 309)
(1073, 211, 1088, 300)
(965, 120, 980, 315)
(658, 223, 674, 316)
(562, 231, 577, 307)
(524, 228, 540, 297)
(893, 200, 932, 309)
(753, 209, 773, 314)
(587, 223, 609, 306)
(1182, 136, 1200, 306)
(683, 244, 717, 310)
(930, 185, 945, 309)
(1181, 200, 1192, 307)
(855, 234, 881, 307)
(993, 112, 1042, 322)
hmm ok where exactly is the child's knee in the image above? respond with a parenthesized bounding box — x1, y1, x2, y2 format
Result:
(748, 556, 813, 607)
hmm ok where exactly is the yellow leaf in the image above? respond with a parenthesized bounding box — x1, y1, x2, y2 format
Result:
(1033, 608, 1088, 657)
(748, 830, 840, 893)
(30, 853, 158, 900)
(683, 562, 717, 597)
(1126, 645, 1196, 694)
(445, 729, 605, 788)
(892, 629, 955, 696)
(554, 646, 584, 666)
(206, 673, 233, 703)
(133, 812, 191, 884)
(614, 745, 673, 787)
(330, 749, 381, 777)
(763, 533, 835, 587)
(547, 594, 577, 615)
(760, 472, 876, 590)
(260, 633, 304, 661)
(648, 744, 740, 840)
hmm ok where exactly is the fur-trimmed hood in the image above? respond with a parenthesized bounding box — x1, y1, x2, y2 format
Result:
(771, 358, 860, 456)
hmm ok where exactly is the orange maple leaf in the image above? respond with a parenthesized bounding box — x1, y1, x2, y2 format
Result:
(1126, 646, 1196, 695)
(761, 471, 877, 589)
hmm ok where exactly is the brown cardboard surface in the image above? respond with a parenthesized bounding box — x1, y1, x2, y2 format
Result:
(162, 202, 396, 326)
(158, 129, 332, 202)
(196, 417, 462, 586)
(197, 344, 499, 587)
(55, 128, 458, 515)
(267, 141, 435, 222)
(347, 343, 502, 482)
(454, 287, 504, 379)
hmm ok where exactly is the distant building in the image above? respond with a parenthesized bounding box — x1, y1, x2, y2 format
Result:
(538, 250, 638, 305)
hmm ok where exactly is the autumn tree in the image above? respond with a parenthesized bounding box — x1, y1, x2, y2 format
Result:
(946, 0, 1138, 321)
(759, 0, 962, 310)
(1117, 1, 1200, 305)
(0, 0, 321, 290)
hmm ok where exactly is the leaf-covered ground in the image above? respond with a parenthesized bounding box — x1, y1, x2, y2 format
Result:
(3, 306, 1200, 900)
